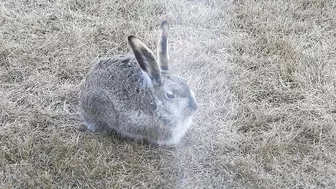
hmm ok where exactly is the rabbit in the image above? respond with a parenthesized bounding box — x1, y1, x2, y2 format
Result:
(79, 20, 197, 146)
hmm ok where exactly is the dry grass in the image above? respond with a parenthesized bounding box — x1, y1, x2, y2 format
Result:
(1, 0, 335, 188)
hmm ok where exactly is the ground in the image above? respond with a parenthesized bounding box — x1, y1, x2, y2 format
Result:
(1, 0, 336, 188)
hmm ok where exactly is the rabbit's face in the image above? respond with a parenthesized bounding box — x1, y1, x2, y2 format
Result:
(155, 74, 197, 119)
(127, 21, 197, 122)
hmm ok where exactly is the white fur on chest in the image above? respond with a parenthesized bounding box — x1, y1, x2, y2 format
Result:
(157, 116, 193, 145)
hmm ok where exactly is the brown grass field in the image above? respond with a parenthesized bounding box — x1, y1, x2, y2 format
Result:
(1, 0, 336, 188)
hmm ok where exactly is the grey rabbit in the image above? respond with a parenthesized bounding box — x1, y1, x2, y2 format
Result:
(79, 21, 197, 145)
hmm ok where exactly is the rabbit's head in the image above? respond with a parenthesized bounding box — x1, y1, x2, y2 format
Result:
(128, 21, 197, 122)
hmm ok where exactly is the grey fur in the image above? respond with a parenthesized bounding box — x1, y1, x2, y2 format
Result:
(79, 21, 197, 146)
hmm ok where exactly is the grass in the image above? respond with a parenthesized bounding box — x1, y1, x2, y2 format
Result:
(1, 0, 335, 188)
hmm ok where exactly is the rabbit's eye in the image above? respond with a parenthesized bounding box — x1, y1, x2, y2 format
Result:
(165, 92, 176, 99)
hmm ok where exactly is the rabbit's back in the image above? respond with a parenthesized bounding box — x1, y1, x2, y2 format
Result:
(79, 55, 159, 132)
(82, 55, 156, 112)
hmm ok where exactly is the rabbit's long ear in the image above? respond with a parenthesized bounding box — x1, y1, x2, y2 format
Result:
(157, 20, 169, 71)
(128, 36, 161, 86)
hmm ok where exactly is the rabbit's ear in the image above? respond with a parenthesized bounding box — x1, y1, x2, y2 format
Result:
(128, 36, 162, 86)
(157, 20, 169, 71)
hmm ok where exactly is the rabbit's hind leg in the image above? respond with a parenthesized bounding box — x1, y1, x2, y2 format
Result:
(80, 89, 118, 132)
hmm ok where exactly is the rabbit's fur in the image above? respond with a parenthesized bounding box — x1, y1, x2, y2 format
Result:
(79, 21, 197, 145)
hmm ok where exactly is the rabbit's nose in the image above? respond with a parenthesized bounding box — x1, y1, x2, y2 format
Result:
(189, 98, 198, 111)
